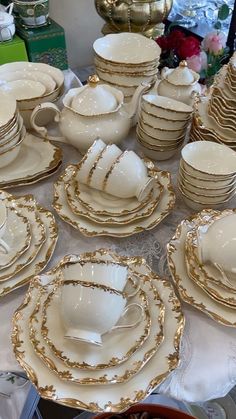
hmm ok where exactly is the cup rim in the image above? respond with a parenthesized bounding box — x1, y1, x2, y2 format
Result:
(61, 279, 126, 299)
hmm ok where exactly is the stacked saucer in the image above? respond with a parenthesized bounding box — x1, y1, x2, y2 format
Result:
(190, 53, 236, 149)
(0, 191, 58, 298)
(0, 61, 64, 128)
(53, 139, 176, 237)
(168, 209, 236, 327)
(12, 248, 184, 412)
(178, 141, 236, 211)
(137, 94, 193, 160)
(93, 33, 160, 100)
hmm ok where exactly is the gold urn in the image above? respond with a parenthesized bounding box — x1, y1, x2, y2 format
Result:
(95, 0, 173, 38)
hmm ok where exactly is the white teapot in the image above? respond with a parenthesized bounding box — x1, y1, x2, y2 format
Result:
(0, 3, 15, 42)
(157, 61, 201, 106)
(30, 75, 150, 154)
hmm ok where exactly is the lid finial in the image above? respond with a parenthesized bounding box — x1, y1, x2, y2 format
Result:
(180, 60, 188, 68)
(88, 75, 100, 88)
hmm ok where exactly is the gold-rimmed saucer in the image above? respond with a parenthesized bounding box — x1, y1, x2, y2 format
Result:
(66, 166, 163, 225)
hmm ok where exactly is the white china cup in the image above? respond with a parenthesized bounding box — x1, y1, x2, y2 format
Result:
(197, 213, 236, 280)
(61, 258, 140, 298)
(0, 200, 9, 253)
(0, 125, 25, 168)
(60, 280, 144, 346)
(76, 139, 106, 184)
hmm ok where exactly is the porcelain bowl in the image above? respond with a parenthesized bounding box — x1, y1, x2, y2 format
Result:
(94, 54, 159, 74)
(141, 109, 189, 131)
(137, 126, 184, 148)
(137, 138, 179, 161)
(181, 141, 236, 178)
(138, 121, 185, 141)
(179, 171, 236, 196)
(96, 68, 157, 88)
(0, 69, 56, 94)
(179, 183, 231, 211)
(93, 33, 161, 65)
(0, 126, 25, 168)
(179, 178, 235, 204)
(0, 116, 24, 151)
(142, 94, 193, 121)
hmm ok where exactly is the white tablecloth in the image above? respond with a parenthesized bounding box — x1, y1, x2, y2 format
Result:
(1, 70, 236, 406)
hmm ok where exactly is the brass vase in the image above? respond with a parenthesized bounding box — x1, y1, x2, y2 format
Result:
(95, 0, 173, 38)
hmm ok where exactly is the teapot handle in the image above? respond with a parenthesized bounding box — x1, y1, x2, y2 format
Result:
(30, 103, 66, 144)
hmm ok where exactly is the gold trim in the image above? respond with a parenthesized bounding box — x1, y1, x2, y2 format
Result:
(137, 130, 183, 152)
(102, 151, 125, 192)
(93, 49, 160, 67)
(95, 64, 158, 78)
(142, 98, 193, 115)
(94, 53, 159, 70)
(87, 146, 109, 187)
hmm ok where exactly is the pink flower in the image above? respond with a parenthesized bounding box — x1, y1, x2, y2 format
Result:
(201, 31, 226, 55)
(186, 51, 208, 73)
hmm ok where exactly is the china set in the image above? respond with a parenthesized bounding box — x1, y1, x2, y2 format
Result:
(168, 209, 236, 326)
(93, 33, 161, 100)
(190, 52, 236, 149)
(12, 249, 184, 412)
(178, 141, 236, 210)
(0, 191, 58, 297)
(137, 94, 193, 161)
(53, 139, 176, 237)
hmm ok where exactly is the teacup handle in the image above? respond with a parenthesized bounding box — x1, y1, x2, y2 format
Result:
(111, 303, 144, 332)
(0, 239, 10, 254)
(125, 274, 141, 298)
(30, 103, 66, 143)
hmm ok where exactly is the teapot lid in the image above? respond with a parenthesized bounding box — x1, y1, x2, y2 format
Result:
(166, 61, 196, 85)
(71, 75, 118, 116)
(0, 11, 13, 26)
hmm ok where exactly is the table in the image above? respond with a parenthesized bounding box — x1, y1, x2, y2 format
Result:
(1, 70, 236, 409)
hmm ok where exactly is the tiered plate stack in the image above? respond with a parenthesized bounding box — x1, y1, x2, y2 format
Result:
(190, 52, 236, 149)
(168, 209, 236, 328)
(0, 191, 58, 298)
(137, 94, 193, 160)
(53, 139, 176, 237)
(12, 248, 184, 412)
(178, 142, 236, 211)
(93, 33, 161, 101)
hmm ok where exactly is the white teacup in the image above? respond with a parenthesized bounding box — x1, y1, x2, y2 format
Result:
(0, 200, 9, 253)
(60, 280, 144, 346)
(61, 258, 140, 298)
(76, 138, 106, 184)
(197, 213, 236, 280)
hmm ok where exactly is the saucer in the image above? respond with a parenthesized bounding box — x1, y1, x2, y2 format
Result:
(0, 132, 62, 188)
(0, 193, 58, 297)
(53, 168, 175, 237)
(66, 166, 163, 225)
(0, 205, 31, 270)
(12, 249, 183, 412)
(167, 211, 236, 326)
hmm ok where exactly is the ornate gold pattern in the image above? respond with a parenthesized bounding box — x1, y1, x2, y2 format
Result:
(102, 151, 125, 192)
(87, 146, 109, 186)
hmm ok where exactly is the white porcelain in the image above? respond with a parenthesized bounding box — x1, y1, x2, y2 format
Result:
(75, 139, 106, 184)
(141, 110, 189, 131)
(94, 54, 158, 74)
(0, 126, 25, 169)
(0, 10, 15, 42)
(30, 77, 149, 154)
(181, 141, 236, 178)
(96, 68, 157, 88)
(0, 116, 23, 152)
(137, 129, 184, 150)
(179, 178, 234, 205)
(93, 33, 161, 65)
(0, 114, 20, 143)
(142, 94, 193, 121)
(198, 213, 236, 278)
(137, 139, 179, 161)
(138, 121, 184, 141)
(1, 79, 46, 100)
(0, 70, 56, 94)
(0, 90, 16, 128)
(179, 171, 236, 196)
(60, 280, 143, 345)
(158, 61, 201, 105)
(0, 200, 9, 253)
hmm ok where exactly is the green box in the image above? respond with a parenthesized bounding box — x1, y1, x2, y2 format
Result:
(0, 34, 28, 65)
(15, 19, 68, 70)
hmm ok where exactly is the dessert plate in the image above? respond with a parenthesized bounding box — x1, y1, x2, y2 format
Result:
(29, 284, 159, 385)
(66, 166, 163, 224)
(167, 210, 236, 326)
(0, 205, 30, 270)
(0, 196, 58, 297)
(53, 168, 175, 237)
(0, 195, 45, 282)
(0, 132, 62, 188)
(12, 249, 183, 412)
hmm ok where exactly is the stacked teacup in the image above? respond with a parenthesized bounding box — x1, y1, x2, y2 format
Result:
(0, 91, 26, 168)
(178, 141, 236, 210)
(137, 94, 193, 160)
(59, 258, 143, 346)
(93, 33, 160, 100)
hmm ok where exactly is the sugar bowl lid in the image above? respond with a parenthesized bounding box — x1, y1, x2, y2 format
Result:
(71, 75, 119, 116)
(0, 11, 14, 26)
(166, 61, 198, 85)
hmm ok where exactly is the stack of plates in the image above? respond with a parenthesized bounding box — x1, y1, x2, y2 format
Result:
(93, 33, 160, 100)
(0, 191, 58, 298)
(178, 142, 236, 211)
(167, 209, 236, 327)
(53, 143, 175, 238)
(137, 94, 192, 161)
(190, 53, 236, 149)
(0, 61, 64, 128)
(12, 249, 184, 412)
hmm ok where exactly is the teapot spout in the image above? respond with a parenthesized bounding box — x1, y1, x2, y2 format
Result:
(124, 81, 151, 119)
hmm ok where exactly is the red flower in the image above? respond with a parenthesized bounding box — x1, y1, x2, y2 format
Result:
(177, 36, 201, 60)
(168, 29, 186, 50)
(156, 35, 170, 51)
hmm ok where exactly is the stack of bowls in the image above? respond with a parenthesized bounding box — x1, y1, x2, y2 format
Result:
(0, 61, 64, 128)
(137, 94, 193, 160)
(93, 33, 160, 101)
(178, 141, 236, 210)
(0, 91, 26, 168)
